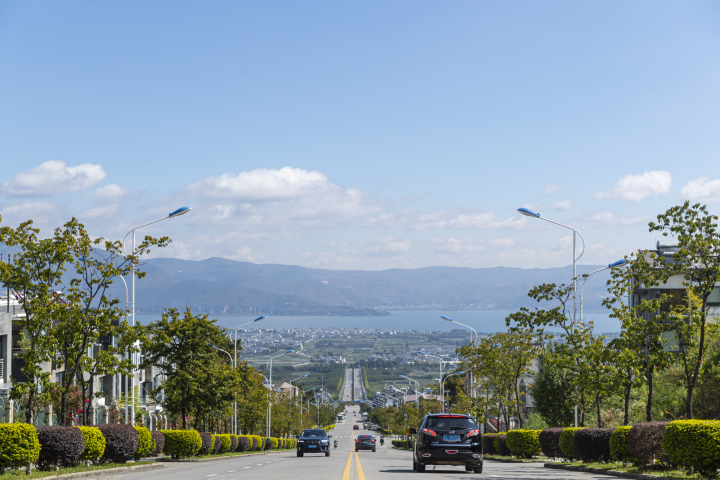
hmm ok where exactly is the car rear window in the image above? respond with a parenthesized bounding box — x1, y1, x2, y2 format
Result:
(424, 416, 477, 430)
(302, 429, 327, 437)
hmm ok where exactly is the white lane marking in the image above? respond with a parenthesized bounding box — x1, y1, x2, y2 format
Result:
(257, 463, 263, 465)
(228, 470, 236, 472)
(244, 467, 251, 469)
(207, 475, 217, 477)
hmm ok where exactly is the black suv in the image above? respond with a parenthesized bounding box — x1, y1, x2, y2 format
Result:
(409, 413, 483, 473)
(297, 429, 332, 457)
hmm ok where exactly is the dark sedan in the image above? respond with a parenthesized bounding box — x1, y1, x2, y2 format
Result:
(297, 429, 331, 457)
(410, 413, 482, 473)
(355, 435, 376, 452)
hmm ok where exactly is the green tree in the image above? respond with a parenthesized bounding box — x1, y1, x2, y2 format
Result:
(531, 349, 575, 427)
(141, 307, 231, 429)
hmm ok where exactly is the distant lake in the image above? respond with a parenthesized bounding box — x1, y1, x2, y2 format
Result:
(133, 309, 619, 334)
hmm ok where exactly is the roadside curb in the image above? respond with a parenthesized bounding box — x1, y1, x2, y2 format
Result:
(158, 450, 292, 463)
(34, 462, 163, 479)
(486, 457, 546, 463)
(545, 462, 671, 479)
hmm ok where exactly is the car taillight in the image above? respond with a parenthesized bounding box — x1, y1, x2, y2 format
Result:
(356, 439, 359, 442)
(372, 440, 375, 443)
(422, 428, 437, 436)
(467, 429, 479, 437)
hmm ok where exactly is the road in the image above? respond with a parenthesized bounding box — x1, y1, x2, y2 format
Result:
(353, 367, 364, 402)
(105, 406, 613, 480)
(342, 368, 353, 402)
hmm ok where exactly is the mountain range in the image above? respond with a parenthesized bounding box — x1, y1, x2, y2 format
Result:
(106, 257, 615, 316)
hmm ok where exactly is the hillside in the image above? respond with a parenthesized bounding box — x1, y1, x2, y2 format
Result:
(106, 257, 614, 315)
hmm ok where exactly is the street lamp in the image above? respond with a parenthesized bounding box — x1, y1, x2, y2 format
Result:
(300, 387, 315, 425)
(123, 206, 191, 426)
(400, 375, 420, 393)
(579, 259, 628, 323)
(441, 371, 465, 413)
(517, 207, 585, 322)
(267, 350, 294, 438)
(228, 315, 266, 434)
(418, 351, 445, 407)
(441, 316, 477, 398)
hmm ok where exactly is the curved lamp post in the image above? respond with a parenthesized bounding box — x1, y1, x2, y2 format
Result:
(517, 207, 585, 322)
(123, 206, 191, 426)
(229, 315, 266, 433)
(441, 371, 465, 413)
(400, 375, 420, 393)
(580, 259, 628, 323)
(418, 351, 445, 407)
(267, 350, 294, 438)
(441, 316, 477, 398)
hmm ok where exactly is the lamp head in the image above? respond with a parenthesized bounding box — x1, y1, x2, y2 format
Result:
(608, 259, 628, 268)
(517, 207, 540, 218)
(418, 351, 427, 355)
(169, 207, 191, 218)
(254, 316, 266, 322)
(286, 350, 294, 354)
(441, 316, 453, 322)
(302, 374, 308, 378)
(457, 371, 465, 375)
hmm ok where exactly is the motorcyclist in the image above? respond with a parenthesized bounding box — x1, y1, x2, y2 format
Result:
(380, 437, 384, 446)
(334, 440, 338, 449)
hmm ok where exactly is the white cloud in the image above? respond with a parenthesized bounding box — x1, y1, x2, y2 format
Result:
(681, 177, 720, 203)
(552, 200, 574, 211)
(187, 167, 379, 227)
(366, 236, 411, 256)
(94, 184, 129, 199)
(1, 160, 106, 197)
(429, 237, 519, 256)
(81, 204, 118, 218)
(596, 171, 672, 202)
(358, 209, 526, 231)
(538, 184, 567, 196)
(0, 201, 64, 226)
(585, 211, 648, 226)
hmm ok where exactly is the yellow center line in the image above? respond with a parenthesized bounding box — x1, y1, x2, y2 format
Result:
(342, 425, 355, 480)
(354, 451, 366, 480)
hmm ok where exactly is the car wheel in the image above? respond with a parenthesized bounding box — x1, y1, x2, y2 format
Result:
(465, 465, 473, 471)
(325, 451, 330, 457)
(372, 448, 376, 452)
(417, 463, 426, 473)
(355, 448, 358, 452)
(297, 452, 303, 457)
(474, 463, 483, 474)
(413, 457, 417, 471)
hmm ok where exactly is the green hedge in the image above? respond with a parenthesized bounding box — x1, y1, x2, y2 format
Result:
(270, 438, 279, 449)
(161, 429, 202, 458)
(609, 426, 635, 464)
(391, 440, 411, 449)
(0, 423, 41, 472)
(663, 420, 720, 477)
(506, 430, 541, 458)
(217, 434, 231, 453)
(134, 426, 155, 460)
(559, 428, 584, 460)
(78, 426, 106, 463)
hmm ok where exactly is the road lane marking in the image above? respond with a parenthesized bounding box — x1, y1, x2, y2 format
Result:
(244, 467, 251, 469)
(207, 475, 217, 477)
(354, 451, 366, 480)
(227, 470, 236, 472)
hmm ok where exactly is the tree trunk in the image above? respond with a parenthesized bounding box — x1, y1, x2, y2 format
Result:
(88, 375, 95, 426)
(25, 389, 35, 424)
(646, 363, 655, 422)
(595, 392, 602, 428)
(623, 378, 631, 426)
(181, 407, 186, 429)
(580, 393, 586, 427)
(514, 381, 523, 429)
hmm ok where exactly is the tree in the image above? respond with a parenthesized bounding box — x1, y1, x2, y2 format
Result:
(141, 307, 231, 429)
(235, 362, 269, 434)
(0, 219, 75, 422)
(648, 202, 720, 419)
(531, 351, 575, 427)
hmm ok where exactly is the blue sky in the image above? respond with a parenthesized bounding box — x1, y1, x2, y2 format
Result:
(1, 1, 720, 269)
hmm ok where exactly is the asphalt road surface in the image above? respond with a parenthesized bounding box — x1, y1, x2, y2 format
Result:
(104, 406, 613, 480)
(353, 367, 364, 401)
(342, 369, 353, 402)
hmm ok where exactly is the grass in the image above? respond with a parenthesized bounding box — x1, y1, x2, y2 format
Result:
(557, 461, 703, 479)
(484, 455, 545, 462)
(0, 462, 143, 479)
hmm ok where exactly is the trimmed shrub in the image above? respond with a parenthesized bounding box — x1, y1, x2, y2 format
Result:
(36, 426, 85, 470)
(151, 431, 165, 456)
(539, 428, 564, 458)
(217, 435, 231, 453)
(663, 420, 720, 477)
(574, 428, 614, 463)
(559, 427, 584, 460)
(97, 424, 138, 464)
(270, 438, 279, 449)
(391, 440, 411, 448)
(609, 426, 635, 464)
(483, 434, 497, 455)
(264, 439, 272, 450)
(78, 426, 106, 463)
(161, 429, 202, 458)
(212, 435, 222, 454)
(255, 435, 263, 451)
(627, 421, 670, 467)
(134, 426, 154, 460)
(198, 433, 214, 455)
(229, 435, 238, 452)
(506, 430, 541, 458)
(0, 424, 41, 472)
(236, 435, 249, 452)
(494, 434, 511, 456)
